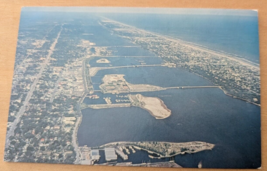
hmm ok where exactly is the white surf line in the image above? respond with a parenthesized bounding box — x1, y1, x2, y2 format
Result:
(101, 17, 259, 69)
(5, 25, 64, 147)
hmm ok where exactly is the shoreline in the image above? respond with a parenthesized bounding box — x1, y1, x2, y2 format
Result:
(72, 115, 82, 164)
(102, 17, 259, 68)
(129, 94, 171, 119)
(188, 69, 261, 107)
(72, 93, 88, 164)
(140, 96, 171, 119)
(100, 17, 260, 107)
(132, 145, 213, 159)
(218, 87, 261, 107)
(101, 17, 260, 107)
(98, 141, 215, 159)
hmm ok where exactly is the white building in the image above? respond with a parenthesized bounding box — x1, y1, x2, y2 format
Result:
(104, 148, 117, 161)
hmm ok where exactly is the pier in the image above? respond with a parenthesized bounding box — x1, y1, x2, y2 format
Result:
(129, 146, 136, 153)
(115, 148, 128, 160)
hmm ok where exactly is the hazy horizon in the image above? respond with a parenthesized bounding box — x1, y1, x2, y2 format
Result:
(21, 7, 258, 16)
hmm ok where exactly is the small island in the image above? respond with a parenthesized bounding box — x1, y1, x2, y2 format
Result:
(129, 94, 171, 119)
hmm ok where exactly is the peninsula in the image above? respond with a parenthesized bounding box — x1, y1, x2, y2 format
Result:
(99, 74, 164, 94)
(129, 94, 171, 119)
(98, 141, 215, 158)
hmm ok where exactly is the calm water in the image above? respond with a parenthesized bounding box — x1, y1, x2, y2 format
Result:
(74, 13, 261, 168)
(91, 66, 213, 88)
(79, 88, 261, 168)
(22, 11, 260, 168)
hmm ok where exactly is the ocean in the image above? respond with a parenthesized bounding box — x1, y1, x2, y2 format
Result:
(101, 13, 259, 63)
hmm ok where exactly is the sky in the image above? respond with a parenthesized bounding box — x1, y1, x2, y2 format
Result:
(21, 7, 258, 16)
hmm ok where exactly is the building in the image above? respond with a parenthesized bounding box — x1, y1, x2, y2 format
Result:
(90, 149, 100, 161)
(104, 148, 117, 161)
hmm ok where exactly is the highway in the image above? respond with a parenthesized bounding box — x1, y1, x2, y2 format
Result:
(11, 24, 58, 92)
(72, 57, 93, 163)
(5, 25, 63, 147)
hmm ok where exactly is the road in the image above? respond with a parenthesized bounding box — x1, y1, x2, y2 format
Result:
(72, 57, 92, 163)
(11, 24, 58, 92)
(5, 25, 63, 147)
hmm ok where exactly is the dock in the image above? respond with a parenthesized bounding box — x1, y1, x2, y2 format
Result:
(115, 148, 128, 160)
